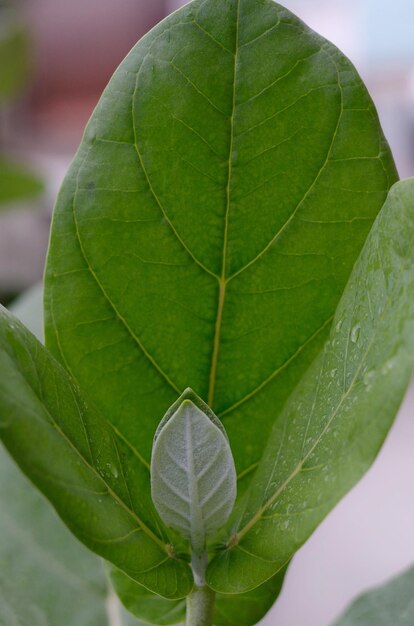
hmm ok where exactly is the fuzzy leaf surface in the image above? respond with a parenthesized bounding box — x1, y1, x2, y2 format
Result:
(151, 389, 236, 556)
(207, 179, 414, 592)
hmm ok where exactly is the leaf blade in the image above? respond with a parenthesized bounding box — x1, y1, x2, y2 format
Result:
(333, 566, 414, 626)
(44, 0, 397, 496)
(0, 307, 193, 598)
(151, 389, 237, 559)
(207, 178, 414, 592)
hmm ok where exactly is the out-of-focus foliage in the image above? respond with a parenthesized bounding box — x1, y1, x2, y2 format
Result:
(0, 2, 43, 208)
(0, 1, 29, 102)
(0, 157, 43, 207)
(334, 566, 414, 626)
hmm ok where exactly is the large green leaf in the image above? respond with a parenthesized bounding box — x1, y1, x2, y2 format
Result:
(333, 566, 414, 626)
(44, 0, 396, 506)
(110, 564, 286, 626)
(0, 307, 193, 599)
(206, 179, 414, 592)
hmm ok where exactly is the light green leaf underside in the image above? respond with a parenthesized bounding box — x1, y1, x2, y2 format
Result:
(333, 566, 414, 626)
(44, 0, 396, 505)
(207, 179, 414, 592)
(0, 307, 193, 599)
(111, 564, 286, 626)
(0, 446, 108, 626)
(0, 157, 43, 207)
(151, 391, 236, 556)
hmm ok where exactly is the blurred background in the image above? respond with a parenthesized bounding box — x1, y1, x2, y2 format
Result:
(1, 0, 414, 624)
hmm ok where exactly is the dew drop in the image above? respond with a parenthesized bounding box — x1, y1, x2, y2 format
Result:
(363, 371, 375, 388)
(381, 358, 396, 375)
(351, 324, 361, 344)
(335, 318, 343, 333)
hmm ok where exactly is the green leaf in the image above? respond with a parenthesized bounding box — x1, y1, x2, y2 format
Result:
(0, 307, 193, 599)
(2, 291, 146, 626)
(207, 178, 414, 592)
(0, 445, 109, 626)
(151, 388, 236, 569)
(110, 564, 286, 626)
(0, 290, 109, 624)
(333, 566, 414, 626)
(0, 157, 43, 207)
(111, 567, 186, 626)
(0, 6, 29, 102)
(44, 0, 396, 510)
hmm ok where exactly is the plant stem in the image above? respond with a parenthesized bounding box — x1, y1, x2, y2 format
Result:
(185, 584, 216, 626)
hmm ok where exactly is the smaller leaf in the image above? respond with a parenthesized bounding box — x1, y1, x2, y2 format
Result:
(333, 566, 414, 626)
(151, 389, 236, 576)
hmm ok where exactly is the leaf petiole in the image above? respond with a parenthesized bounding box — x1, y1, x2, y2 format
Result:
(186, 582, 216, 626)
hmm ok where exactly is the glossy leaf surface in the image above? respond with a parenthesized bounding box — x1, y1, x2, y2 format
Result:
(333, 566, 414, 626)
(0, 307, 193, 599)
(111, 564, 286, 626)
(151, 389, 236, 557)
(207, 179, 414, 592)
(44, 0, 396, 503)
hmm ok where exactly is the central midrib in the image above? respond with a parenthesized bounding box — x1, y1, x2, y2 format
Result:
(207, 0, 241, 408)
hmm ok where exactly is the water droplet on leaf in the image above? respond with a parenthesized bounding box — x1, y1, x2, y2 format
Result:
(351, 324, 361, 343)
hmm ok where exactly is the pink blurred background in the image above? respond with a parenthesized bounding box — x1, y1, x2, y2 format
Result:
(1, 1, 414, 624)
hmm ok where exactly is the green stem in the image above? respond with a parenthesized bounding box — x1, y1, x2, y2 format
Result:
(185, 584, 216, 626)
